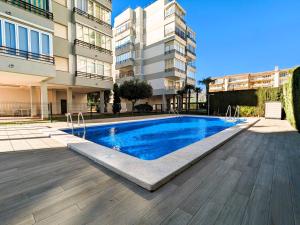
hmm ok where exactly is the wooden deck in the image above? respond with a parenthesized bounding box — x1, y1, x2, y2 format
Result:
(0, 119, 299, 225)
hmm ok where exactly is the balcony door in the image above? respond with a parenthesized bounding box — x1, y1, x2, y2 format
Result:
(5, 22, 16, 54)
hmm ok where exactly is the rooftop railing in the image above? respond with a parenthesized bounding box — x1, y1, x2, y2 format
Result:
(0, 46, 54, 64)
(74, 39, 112, 55)
(2, 0, 53, 20)
(73, 7, 111, 29)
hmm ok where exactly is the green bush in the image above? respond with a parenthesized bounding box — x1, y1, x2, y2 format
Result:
(283, 67, 300, 130)
(134, 104, 153, 112)
(239, 106, 258, 117)
(256, 87, 283, 116)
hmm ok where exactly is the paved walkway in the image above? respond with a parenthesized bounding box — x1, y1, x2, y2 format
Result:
(0, 119, 299, 225)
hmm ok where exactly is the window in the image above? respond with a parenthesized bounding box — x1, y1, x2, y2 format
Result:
(77, 55, 111, 77)
(42, 34, 50, 55)
(116, 52, 133, 64)
(165, 59, 173, 70)
(30, 30, 39, 55)
(116, 36, 131, 49)
(76, 23, 111, 50)
(76, 0, 111, 25)
(115, 21, 130, 35)
(165, 5, 175, 18)
(5, 22, 16, 49)
(175, 59, 185, 71)
(164, 22, 175, 36)
(18, 26, 28, 56)
(0, 18, 52, 59)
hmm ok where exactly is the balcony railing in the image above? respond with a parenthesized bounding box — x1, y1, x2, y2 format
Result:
(165, 67, 186, 74)
(73, 8, 111, 29)
(186, 49, 196, 56)
(75, 71, 112, 81)
(116, 58, 134, 65)
(164, 49, 185, 57)
(115, 42, 134, 51)
(0, 46, 54, 64)
(2, 0, 53, 20)
(116, 72, 134, 79)
(74, 39, 112, 55)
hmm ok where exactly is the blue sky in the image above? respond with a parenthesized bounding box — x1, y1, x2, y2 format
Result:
(112, 0, 300, 82)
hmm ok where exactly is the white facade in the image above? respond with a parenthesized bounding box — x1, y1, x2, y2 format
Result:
(113, 0, 197, 110)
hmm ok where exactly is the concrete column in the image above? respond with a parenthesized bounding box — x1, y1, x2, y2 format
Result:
(30, 86, 38, 117)
(274, 66, 280, 87)
(40, 82, 48, 119)
(224, 78, 229, 91)
(100, 90, 105, 113)
(162, 94, 167, 112)
(67, 88, 73, 113)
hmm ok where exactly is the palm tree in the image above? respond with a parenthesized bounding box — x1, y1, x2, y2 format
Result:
(184, 84, 195, 112)
(198, 77, 214, 114)
(194, 87, 202, 110)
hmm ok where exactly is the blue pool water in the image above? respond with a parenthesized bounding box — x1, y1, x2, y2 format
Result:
(63, 116, 242, 160)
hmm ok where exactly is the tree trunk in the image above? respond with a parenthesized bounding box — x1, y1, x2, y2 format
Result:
(188, 89, 191, 112)
(196, 91, 199, 110)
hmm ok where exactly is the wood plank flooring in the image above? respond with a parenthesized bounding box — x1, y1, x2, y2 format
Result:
(0, 119, 299, 225)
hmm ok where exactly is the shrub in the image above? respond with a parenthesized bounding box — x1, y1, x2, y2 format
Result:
(256, 87, 283, 116)
(239, 106, 258, 117)
(112, 83, 121, 114)
(283, 67, 300, 130)
(134, 104, 153, 112)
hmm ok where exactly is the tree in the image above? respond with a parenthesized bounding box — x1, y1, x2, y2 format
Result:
(104, 90, 111, 112)
(198, 77, 214, 114)
(184, 84, 195, 112)
(194, 87, 202, 110)
(112, 83, 121, 114)
(119, 79, 153, 111)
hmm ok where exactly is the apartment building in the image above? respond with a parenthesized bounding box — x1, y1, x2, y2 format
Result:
(0, 0, 113, 118)
(113, 0, 197, 110)
(209, 66, 292, 92)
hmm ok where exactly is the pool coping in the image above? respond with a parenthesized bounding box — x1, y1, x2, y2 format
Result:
(42, 116, 259, 191)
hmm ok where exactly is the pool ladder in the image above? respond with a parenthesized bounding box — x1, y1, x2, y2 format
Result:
(225, 105, 240, 121)
(169, 108, 180, 117)
(66, 112, 86, 139)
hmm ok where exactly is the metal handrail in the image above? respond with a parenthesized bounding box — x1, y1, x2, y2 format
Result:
(66, 113, 74, 134)
(225, 105, 232, 120)
(234, 105, 240, 119)
(77, 112, 86, 139)
(0, 46, 55, 64)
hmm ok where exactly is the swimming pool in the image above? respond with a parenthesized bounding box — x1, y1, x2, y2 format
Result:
(63, 116, 242, 160)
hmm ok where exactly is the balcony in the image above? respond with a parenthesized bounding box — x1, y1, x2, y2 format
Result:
(115, 42, 134, 56)
(115, 58, 134, 70)
(75, 71, 112, 81)
(75, 71, 113, 89)
(0, 46, 54, 64)
(165, 49, 185, 57)
(186, 49, 196, 61)
(73, 8, 111, 29)
(74, 39, 112, 55)
(165, 67, 186, 79)
(1, 0, 53, 19)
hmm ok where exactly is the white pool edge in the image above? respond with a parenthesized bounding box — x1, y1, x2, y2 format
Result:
(42, 116, 260, 191)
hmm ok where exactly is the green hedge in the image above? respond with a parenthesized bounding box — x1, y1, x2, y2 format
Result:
(210, 88, 283, 116)
(283, 67, 300, 130)
(239, 106, 258, 117)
